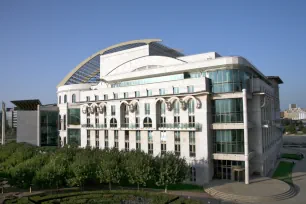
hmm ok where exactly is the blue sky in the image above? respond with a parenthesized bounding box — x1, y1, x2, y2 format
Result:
(0, 0, 305, 110)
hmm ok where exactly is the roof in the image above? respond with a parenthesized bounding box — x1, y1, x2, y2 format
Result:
(57, 39, 163, 88)
(11, 99, 41, 111)
(267, 76, 284, 84)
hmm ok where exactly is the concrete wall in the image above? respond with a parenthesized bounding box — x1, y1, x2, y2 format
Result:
(17, 110, 38, 146)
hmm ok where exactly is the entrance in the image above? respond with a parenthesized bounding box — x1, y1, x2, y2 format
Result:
(213, 160, 245, 181)
(233, 169, 244, 182)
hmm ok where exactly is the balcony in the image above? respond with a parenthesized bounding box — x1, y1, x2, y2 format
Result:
(81, 124, 107, 129)
(158, 123, 201, 131)
(120, 123, 140, 129)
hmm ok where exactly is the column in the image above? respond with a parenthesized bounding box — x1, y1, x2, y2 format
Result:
(37, 104, 41, 146)
(1, 102, 6, 145)
(243, 89, 249, 184)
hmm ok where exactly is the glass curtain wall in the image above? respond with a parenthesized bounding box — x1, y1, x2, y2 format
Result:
(212, 99, 243, 123)
(68, 108, 80, 125)
(208, 69, 250, 93)
(40, 111, 58, 146)
(68, 129, 81, 145)
(213, 130, 244, 154)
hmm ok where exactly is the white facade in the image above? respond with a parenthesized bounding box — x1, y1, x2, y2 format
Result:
(57, 39, 283, 185)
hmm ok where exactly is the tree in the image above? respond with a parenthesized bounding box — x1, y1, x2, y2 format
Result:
(96, 149, 123, 190)
(68, 148, 98, 190)
(285, 124, 296, 134)
(123, 150, 153, 191)
(299, 122, 305, 131)
(155, 152, 188, 193)
(302, 127, 306, 134)
(9, 154, 49, 189)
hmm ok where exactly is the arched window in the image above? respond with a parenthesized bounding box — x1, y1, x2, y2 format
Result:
(64, 95, 67, 103)
(58, 115, 62, 130)
(58, 96, 61, 104)
(143, 117, 152, 128)
(63, 115, 66, 130)
(72, 94, 76, 103)
(188, 100, 195, 114)
(110, 118, 117, 128)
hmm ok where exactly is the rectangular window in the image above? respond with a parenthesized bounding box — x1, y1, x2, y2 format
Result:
(145, 103, 150, 115)
(136, 130, 141, 150)
(124, 92, 129, 98)
(86, 96, 90, 102)
(87, 118, 90, 126)
(95, 130, 99, 148)
(188, 116, 195, 128)
(104, 94, 108, 100)
(68, 109, 80, 125)
(135, 91, 140, 97)
(113, 93, 118, 99)
(95, 95, 99, 101)
(187, 85, 194, 93)
(114, 130, 118, 149)
(174, 116, 180, 127)
(104, 118, 107, 127)
(160, 116, 166, 128)
(213, 130, 244, 154)
(136, 117, 140, 128)
(161, 131, 167, 155)
(159, 88, 165, 95)
(111, 105, 116, 116)
(87, 130, 90, 146)
(104, 130, 109, 149)
(173, 87, 179, 94)
(63, 115, 66, 130)
(125, 131, 129, 151)
(147, 89, 152, 96)
(174, 101, 180, 114)
(189, 132, 196, 157)
(174, 131, 180, 156)
(148, 131, 153, 154)
(95, 118, 99, 125)
(212, 98, 243, 123)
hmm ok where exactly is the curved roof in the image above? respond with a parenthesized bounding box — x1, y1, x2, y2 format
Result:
(57, 39, 162, 88)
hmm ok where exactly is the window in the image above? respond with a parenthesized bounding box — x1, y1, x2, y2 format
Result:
(189, 132, 196, 157)
(213, 130, 244, 154)
(104, 106, 107, 116)
(174, 116, 180, 127)
(58, 96, 61, 104)
(174, 131, 180, 156)
(111, 105, 116, 116)
(160, 102, 166, 115)
(208, 69, 250, 93)
(64, 95, 67, 103)
(188, 100, 195, 114)
(145, 103, 150, 115)
(147, 89, 152, 96)
(86, 96, 90, 102)
(87, 130, 90, 146)
(114, 130, 119, 149)
(67, 129, 80, 146)
(148, 131, 153, 155)
(87, 108, 90, 117)
(160, 116, 166, 128)
(68, 108, 80, 125)
(104, 94, 108, 100)
(212, 98, 243, 123)
(136, 117, 140, 128)
(173, 87, 179, 94)
(72, 94, 76, 103)
(136, 130, 141, 150)
(187, 86, 194, 93)
(161, 131, 167, 155)
(174, 100, 180, 114)
(104, 118, 107, 127)
(190, 167, 196, 182)
(95, 130, 99, 148)
(63, 115, 66, 130)
(95, 117, 99, 124)
(159, 88, 165, 95)
(188, 116, 195, 128)
(87, 118, 90, 126)
(95, 95, 99, 101)
(143, 117, 152, 128)
(125, 131, 129, 151)
(113, 93, 118, 99)
(135, 104, 139, 115)
(124, 92, 129, 98)
(110, 118, 117, 128)
(135, 91, 140, 97)
(104, 130, 109, 149)
(58, 115, 62, 130)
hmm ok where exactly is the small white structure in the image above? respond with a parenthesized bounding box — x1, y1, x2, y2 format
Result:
(56, 39, 283, 185)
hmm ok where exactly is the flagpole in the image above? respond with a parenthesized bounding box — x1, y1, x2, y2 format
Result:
(2, 102, 5, 145)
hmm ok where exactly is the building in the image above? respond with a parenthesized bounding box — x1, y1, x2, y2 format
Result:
(57, 39, 283, 185)
(5, 108, 17, 129)
(283, 105, 306, 120)
(11, 99, 59, 147)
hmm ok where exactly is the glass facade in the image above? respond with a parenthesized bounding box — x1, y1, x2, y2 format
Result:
(208, 69, 250, 93)
(213, 130, 244, 154)
(111, 74, 184, 88)
(212, 99, 243, 123)
(213, 160, 244, 180)
(40, 111, 58, 146)
(68, 108, 80, 125)
(68, 129, 81, 146)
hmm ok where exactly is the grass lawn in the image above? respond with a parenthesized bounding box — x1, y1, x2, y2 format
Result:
(272, 161, 294, 184)
(282, 153, 303, 160)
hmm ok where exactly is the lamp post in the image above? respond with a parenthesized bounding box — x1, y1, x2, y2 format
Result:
(2, 102, 5, 145)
